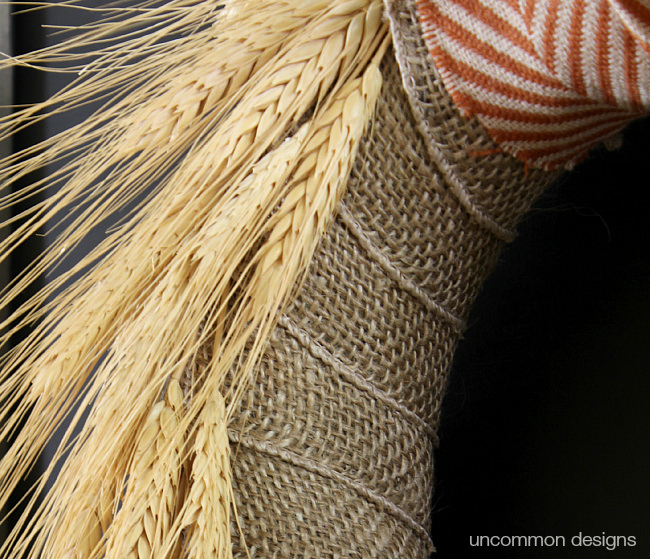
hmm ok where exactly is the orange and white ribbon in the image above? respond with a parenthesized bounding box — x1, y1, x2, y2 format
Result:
(417, 0, 650, 169)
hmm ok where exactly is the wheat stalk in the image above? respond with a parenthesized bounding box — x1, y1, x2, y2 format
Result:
(0, 0, 386, 480)
(9, 0, 384, 397)
(0, 1, 389, 557)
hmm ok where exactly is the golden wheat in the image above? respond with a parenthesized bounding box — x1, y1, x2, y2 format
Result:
(0, 4, 386, 486)
(117, 1, 340, 156)
(13, 0, 384, 398)
(0, 1, 389, 557)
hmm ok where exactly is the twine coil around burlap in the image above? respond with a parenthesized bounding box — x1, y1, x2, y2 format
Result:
(186, 2, 559, 556)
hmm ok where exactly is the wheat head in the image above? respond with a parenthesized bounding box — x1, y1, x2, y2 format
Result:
(104, 379, 185, 559)
(180, 396, 232, 559)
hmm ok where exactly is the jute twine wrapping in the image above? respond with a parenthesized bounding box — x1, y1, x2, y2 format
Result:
(192, 1, 560, 556)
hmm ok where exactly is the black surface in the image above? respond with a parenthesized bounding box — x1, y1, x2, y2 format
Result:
(2, 4, 48, 544)
(430, 119, 650, 558)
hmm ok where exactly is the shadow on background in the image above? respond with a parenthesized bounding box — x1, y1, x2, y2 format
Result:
(430, 118, 650, 558)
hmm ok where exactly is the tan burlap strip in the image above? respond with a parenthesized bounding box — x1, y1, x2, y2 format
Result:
(205, 2, 560, 556)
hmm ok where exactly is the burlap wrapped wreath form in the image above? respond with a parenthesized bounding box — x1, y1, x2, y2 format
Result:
(218, 2, 558, 556)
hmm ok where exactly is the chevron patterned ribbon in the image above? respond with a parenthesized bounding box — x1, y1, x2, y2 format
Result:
(416, 0, 650, 169)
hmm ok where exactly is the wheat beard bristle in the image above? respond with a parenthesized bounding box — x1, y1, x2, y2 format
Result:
(0, 1, 388, 558)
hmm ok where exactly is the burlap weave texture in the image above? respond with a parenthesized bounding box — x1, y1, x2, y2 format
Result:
(213, 2, 559, 556)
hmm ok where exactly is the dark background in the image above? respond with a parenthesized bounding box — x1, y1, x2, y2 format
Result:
(3, 4, 650, 557)
(430, 118, 650, 558)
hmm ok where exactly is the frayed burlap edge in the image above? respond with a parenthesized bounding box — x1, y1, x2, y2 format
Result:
(384, 0, 560, 235)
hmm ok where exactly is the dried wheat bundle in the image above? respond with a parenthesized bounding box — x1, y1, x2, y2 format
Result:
(0, 1, 389, 557)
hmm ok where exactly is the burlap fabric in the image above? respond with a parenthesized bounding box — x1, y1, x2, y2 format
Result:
(209, 1, 559, 556)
